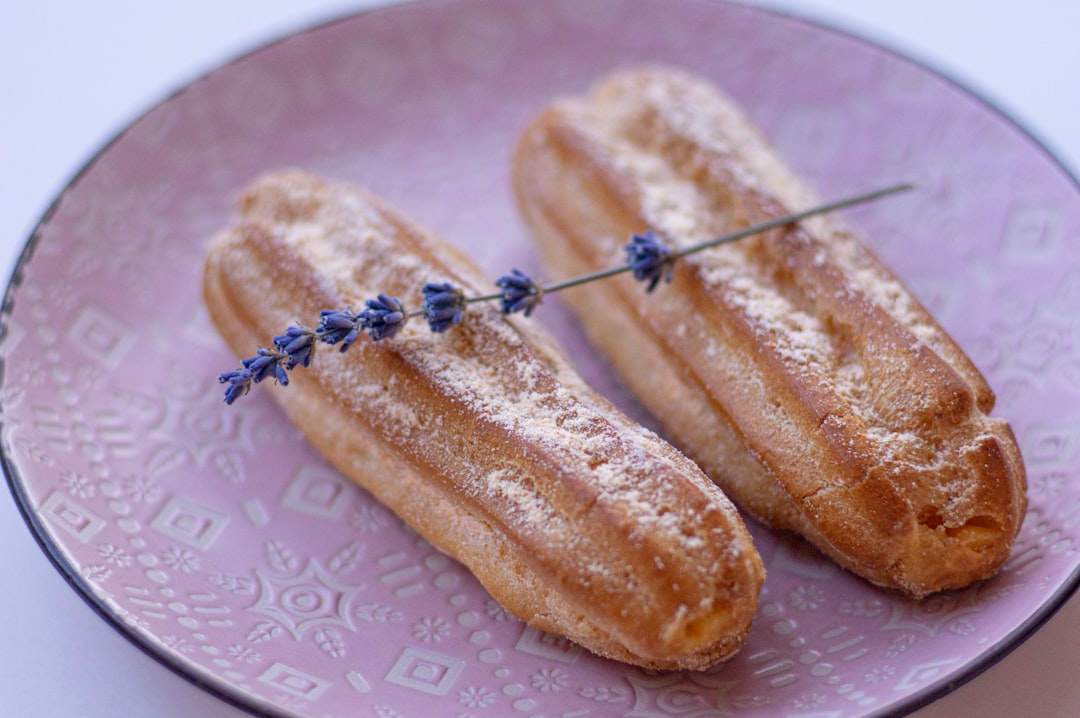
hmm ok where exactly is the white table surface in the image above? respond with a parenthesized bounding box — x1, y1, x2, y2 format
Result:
(2, 1, 1078, 716)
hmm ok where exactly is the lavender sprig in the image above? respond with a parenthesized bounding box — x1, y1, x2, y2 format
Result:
(218, 182, 911, 403)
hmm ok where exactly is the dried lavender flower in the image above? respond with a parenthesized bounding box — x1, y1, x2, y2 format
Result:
(242, 347, 290, 385)
(218, 368, 253, 405)
(422, 282, 467, 332)
(318, 309, 363, 350)
(496, 269, 543, 316)
(359, 295, 409, 341)
(273, 325, 316, 369)
(625, 231, 674, 292)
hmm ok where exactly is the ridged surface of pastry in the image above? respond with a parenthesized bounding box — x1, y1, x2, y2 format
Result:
(512, 67, 1027, 598)
(202, 170, 765, 669)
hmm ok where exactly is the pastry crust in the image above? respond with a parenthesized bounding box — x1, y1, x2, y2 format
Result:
(511, 66, 1027, 598)
(203, 170, 765, 669)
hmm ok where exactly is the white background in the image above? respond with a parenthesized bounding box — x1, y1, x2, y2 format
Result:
(2, 1, 1078, 716)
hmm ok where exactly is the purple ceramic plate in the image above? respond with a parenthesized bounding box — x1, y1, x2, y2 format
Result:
(4, 1, 1079, 716)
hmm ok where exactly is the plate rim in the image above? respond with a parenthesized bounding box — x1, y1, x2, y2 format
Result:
(3, 1, 1080, 716)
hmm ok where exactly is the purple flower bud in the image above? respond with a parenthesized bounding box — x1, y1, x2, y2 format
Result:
(359, 295, 409, 341)
(218, 368, 253, 405)
(273, 325, 316, 368)
(241, 347, 289, 385)
(421, 282, 466, 333)
(317, 309, 363, 351)
(495, 269, 543, 316)
(625, 231, 674, 292)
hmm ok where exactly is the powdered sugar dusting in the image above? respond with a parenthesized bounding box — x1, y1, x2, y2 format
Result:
(528, 70, 1029, 596)
(226, 171, 751, 582)
(571, 69, 972, 458)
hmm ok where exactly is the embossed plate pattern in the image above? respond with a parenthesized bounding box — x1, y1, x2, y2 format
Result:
(3, 1, 1080, 716)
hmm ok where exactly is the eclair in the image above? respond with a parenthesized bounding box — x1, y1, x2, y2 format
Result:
(202, 170, 765, 669)
(511, 67, 1026, 598)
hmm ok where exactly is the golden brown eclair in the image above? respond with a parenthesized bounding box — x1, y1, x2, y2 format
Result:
(202, 170, 765, 669)
(511, 67, 1026, 598)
